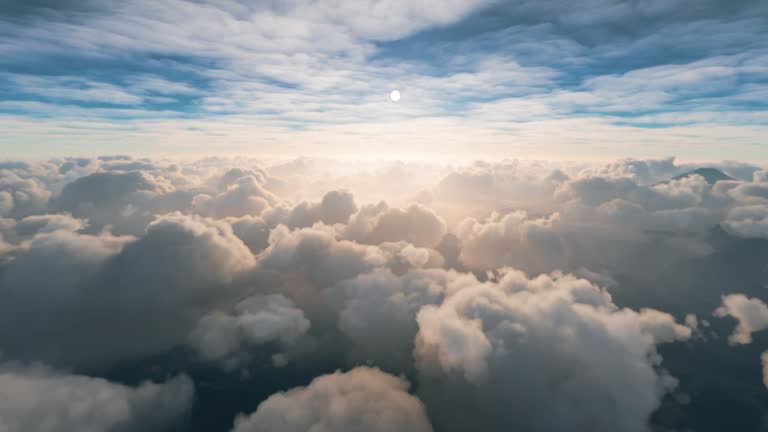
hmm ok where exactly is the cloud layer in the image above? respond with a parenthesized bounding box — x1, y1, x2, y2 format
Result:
(0, 155, 767, 431)
(0, 0, 766, 158)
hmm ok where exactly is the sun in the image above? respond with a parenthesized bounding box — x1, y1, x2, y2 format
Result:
(389, 90, 401, 102)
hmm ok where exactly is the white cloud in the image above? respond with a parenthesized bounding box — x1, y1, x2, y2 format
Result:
(762, 351, 768, 388)
(722, 205, 768, 239)
(415, 268, 690, 432)
(341, 203, 447, 248)
(714, 294, 768, 345)
(0, 156, 765, 431)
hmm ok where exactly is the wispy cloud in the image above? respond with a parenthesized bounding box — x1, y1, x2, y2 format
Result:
(0, 0, 766, 158)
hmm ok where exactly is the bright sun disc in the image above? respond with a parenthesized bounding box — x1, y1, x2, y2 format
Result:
(390, 90, 401, 102)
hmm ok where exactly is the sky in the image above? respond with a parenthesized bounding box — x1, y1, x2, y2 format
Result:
(0, 0, 767, 160)
(5, 3, 768, 431)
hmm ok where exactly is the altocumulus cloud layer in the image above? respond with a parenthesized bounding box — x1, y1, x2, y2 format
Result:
(1, 156, 768, 431)
(0, 0, 766, 159)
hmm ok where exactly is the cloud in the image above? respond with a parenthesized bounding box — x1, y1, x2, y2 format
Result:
(188, 294, 310, 368)
(193, 175, 278, 219)
(722, 205, 768, 239)
(0, 212, 256, 367)
(252, 224, 441, 358)
(231, 367, 433, 432)
(4, 74, 145, 105)
(0, 170, 51, 218)
(0, 363, 193, 432)
(341, 203, 447, 248)
(55, 170, 184, 235)
(332, 268, 463, 369)
(263, 190, 358, 229)
(456, 210, 565, 273)
(2, 0, 766, 159)
(762, 351, 768, 388)
(714, 294, 768, 345)
(414, 268, 691, 432)
(0, 156, 767, 431)
(12, 213, 86, 238)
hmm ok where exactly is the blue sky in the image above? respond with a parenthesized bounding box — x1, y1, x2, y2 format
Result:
(0, 0, 766, 159)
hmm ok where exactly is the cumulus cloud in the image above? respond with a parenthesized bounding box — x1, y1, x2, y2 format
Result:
(189, 294, 310, 368)
(456, 210, 565, 273)
(714, 294, 768, 345)
(0, 363, 193, 432)
(193, 175, 278, 219)
(332, 268, 466, 369)
(0, 155, 766, 431)
(231, 367, 433, 432)
(0, 170, 50, 218)
(341, 202, 447, 248)
(722, 205, 768, 239)
(0, 213, 256, 367)
(12, 213, 86, 238)
(263, 190, 358, 229)
(414, 269, 690, 432)
(53, 170, 188, 235)
(253, 225, 428, 360)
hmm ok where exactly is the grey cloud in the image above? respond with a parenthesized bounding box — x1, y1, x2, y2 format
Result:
(188, 293, 310, 369)
(0, 363, 193, 432)
(55, 170, 186, 235)
(0, 213, 256, 368)
(193, 176, 276, 219)
(231, 367, 433, 432)
(12, 213, 86, 237)
(263, 190, 358, 229)
(57, 171, 172, 209)
(332, 268, 460, 370)
(0, 170, 51, 218)
(722, 205, 768, 239)
(0, 156, 765, 431)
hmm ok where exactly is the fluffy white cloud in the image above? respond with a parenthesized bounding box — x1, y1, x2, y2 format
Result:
(231, 367, 433, 432)
(331, 268, 471, 369)
(714, 294, 768, 345)
(12, 213, 86, 238)
(456, 210, 565, 273)
(414, 269, 691, 432)
(53, 170, 187, 235)
(0, 156, 765, 432)
(234, 220, 447, 369)
(722, 205, 768, 239)
(193, 175, 278, 219)
(0, 171, 51, 218)
(342, 203, 446, 248)
(263, 190, 358, 229)
(0, 363, 193, 432)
